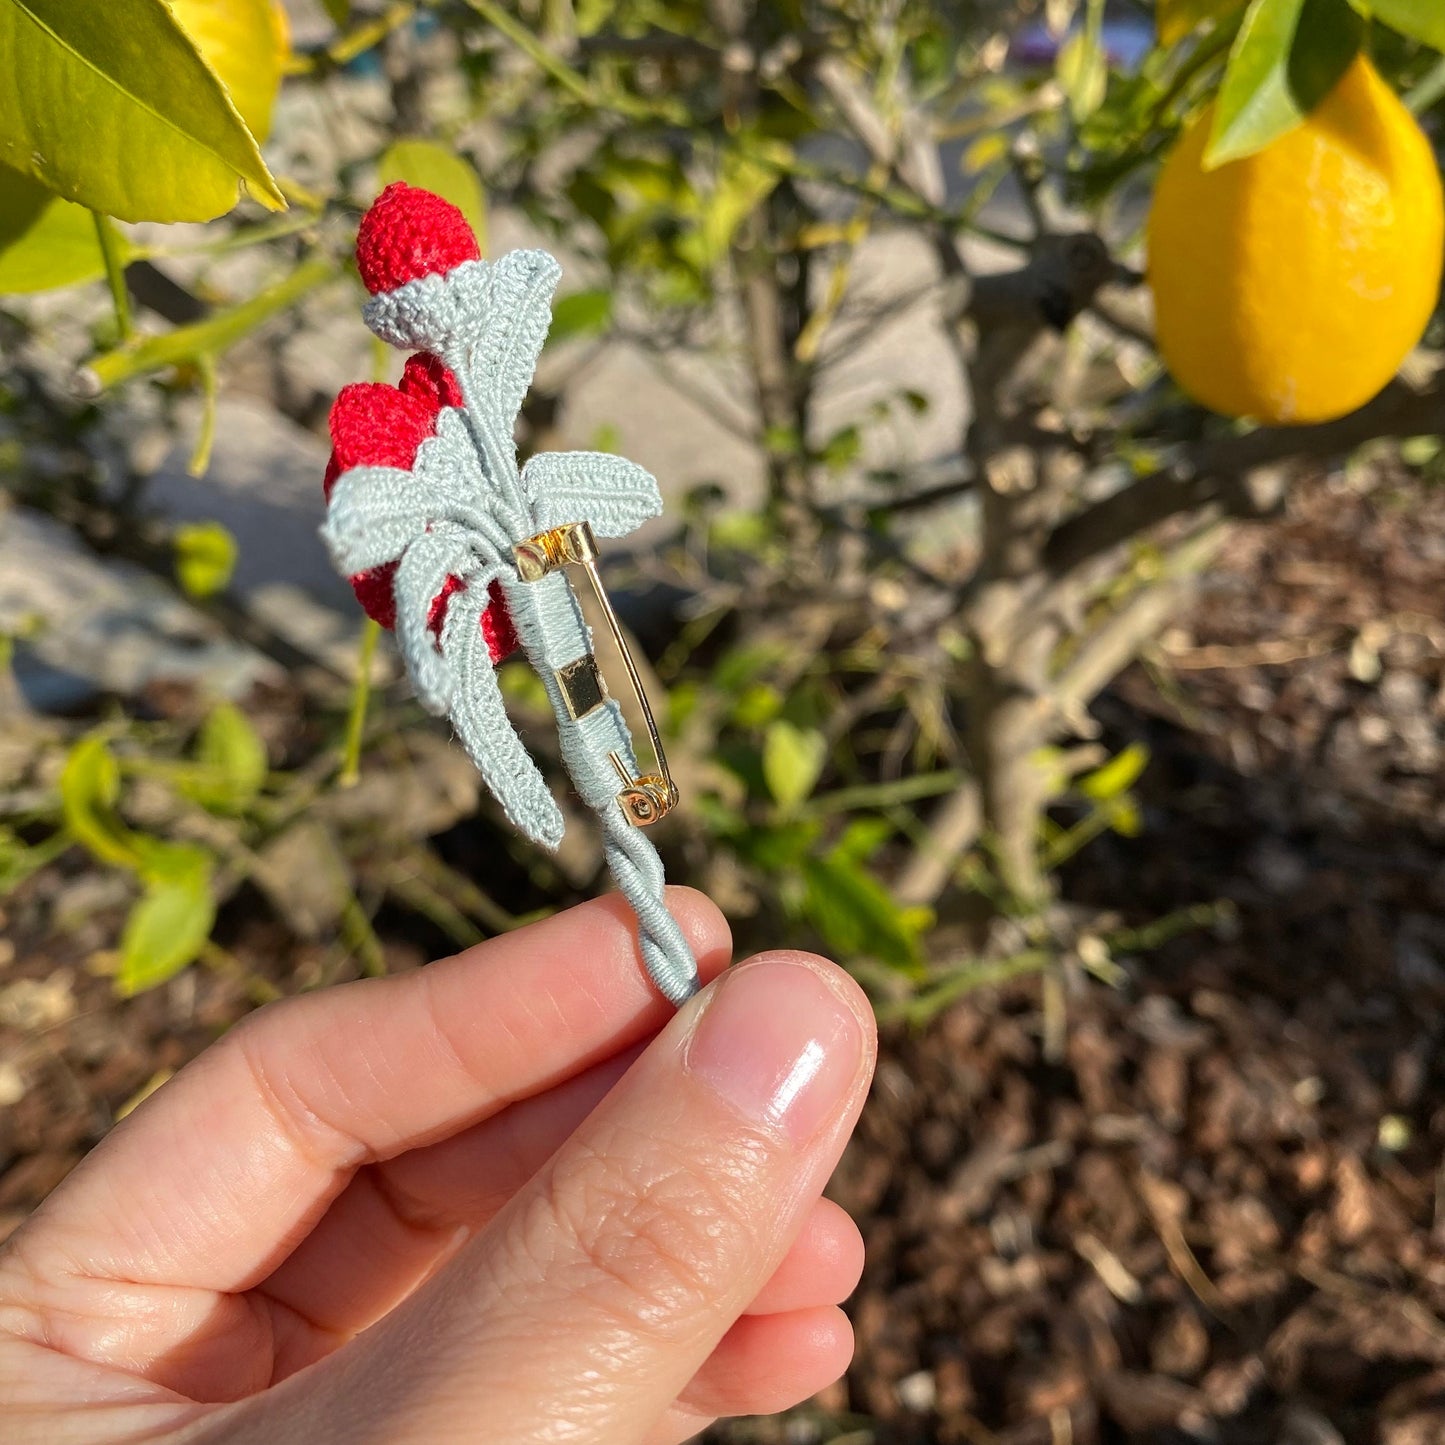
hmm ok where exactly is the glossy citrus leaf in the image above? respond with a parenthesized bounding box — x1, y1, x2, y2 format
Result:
(0, 163, 123, 293)
(1351, 0, 1445, 50)
(1206, 0, 1362, 167)
(118, 865, 216, 995)
(1157, 0, 1248, 44)
(0, 0, 285, 222)
(166, 0, 290, 144)
(378, 140, 486, 245)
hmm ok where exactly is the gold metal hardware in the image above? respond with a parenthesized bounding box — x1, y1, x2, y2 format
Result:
(555, 655, 608, 720)
(514, 520, 678, 827)
(514, 520, 599, 582)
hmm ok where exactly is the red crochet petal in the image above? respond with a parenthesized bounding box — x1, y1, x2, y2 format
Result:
(357, 183, 480, 296)
(326, 381, 439, 494)
(427, 576, 518, 664)
(399, 352, 464, 413)
(323, 351, 516, 660)
(482, 583, 521, 662)
(351, 564, 398, 631)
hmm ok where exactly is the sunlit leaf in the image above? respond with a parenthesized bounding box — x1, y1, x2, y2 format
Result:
(378, 139, 486, 244)
(118, 865, 215, 995)
(1107, 797, 1144, 836)
(174, 520, 237, 598)
(166, 0, 291, 144)
(0, 0, 284, 221)
(0, 162, 122, 294)
(800, 852, 932, 971)
(60, 735, 140, 869)
(763, 720, 828, 813)
(1058, 0, 1109, 123)
(1079, 742, 1150, 801)
(1206, 0, 1362, 167)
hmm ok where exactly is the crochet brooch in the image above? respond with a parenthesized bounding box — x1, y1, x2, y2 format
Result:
(319, 183, 698, 1005)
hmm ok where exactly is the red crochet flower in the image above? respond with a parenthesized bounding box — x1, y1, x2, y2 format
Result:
(323, 185, 516, 662)
(323, 353, 517, 661)
(356, 182, 480, 295)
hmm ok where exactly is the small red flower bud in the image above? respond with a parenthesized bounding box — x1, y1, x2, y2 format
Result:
(356, 182, 481, 296)
(399, 352, 465, 412)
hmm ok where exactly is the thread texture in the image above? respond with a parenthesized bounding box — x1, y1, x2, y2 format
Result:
(319, 184, 698, 1003)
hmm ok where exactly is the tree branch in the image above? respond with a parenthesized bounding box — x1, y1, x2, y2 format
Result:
(1044, 369, 1445, 580)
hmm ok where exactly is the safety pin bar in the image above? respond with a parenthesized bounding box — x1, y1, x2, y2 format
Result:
(514, 521, 679, 828)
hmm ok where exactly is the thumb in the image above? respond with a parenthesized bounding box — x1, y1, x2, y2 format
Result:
(292, 953, 874, 1444)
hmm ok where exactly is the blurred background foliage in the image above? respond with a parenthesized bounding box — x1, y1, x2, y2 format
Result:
(0, 0, 1441, 1012)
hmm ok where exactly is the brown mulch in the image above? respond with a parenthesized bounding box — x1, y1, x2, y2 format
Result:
(796, 470, 1445, 1445)
(4, 470, 1445, 1444)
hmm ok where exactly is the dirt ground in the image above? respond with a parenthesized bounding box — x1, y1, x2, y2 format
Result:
(3, 468, 1444, 1444)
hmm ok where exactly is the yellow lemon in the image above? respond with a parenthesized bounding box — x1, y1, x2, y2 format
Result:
(1148, 55, 1444, 425)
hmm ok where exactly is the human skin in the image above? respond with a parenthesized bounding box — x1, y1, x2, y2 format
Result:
(0, 888, 877, 1443)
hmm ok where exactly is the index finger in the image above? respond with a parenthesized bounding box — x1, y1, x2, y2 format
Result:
(4, 889, 731, 1298)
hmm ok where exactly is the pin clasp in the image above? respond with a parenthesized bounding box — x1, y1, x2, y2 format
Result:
(515, 521, 678, 827)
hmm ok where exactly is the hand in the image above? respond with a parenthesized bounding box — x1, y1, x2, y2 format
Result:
(0, 890, 876, 1444)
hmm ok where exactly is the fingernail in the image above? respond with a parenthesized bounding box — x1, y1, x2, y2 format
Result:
(684, 959, 865, 1144)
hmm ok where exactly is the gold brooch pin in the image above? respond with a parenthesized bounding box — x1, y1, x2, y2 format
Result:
(514, 521, 678, 827)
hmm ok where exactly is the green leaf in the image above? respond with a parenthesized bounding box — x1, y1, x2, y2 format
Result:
(1206, 0, 1363, 167)
(174, 521, 237, 598)
(763, 721, 828, 813)
(378, 139, 486, 245)
(167, 0, 290, 144)
(800, 852, 932, 971)
(0, 0, 286, 221)
(737, 819, 822, 871)
(192, 702, 268, 811)
(0, 163, 119, 293)
(117, 866, 215, 995)
(819, 425, 862, 470)
(1106, 797, 1144, 837)
(1157, 0, 1248, 44)
(321, 0, 351, 22)
(60, 735, 140, 869)
(832, 816, 894, 865)
(1079, 742, 1150, 801)
(548, 288, 613, 342)
(0, 825, 68, 893)
(696, 148, 786, 270)
(731, 682, 783, 728)
(1058, 0, 1109, 122)
(1353, 0, 1445, 50)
